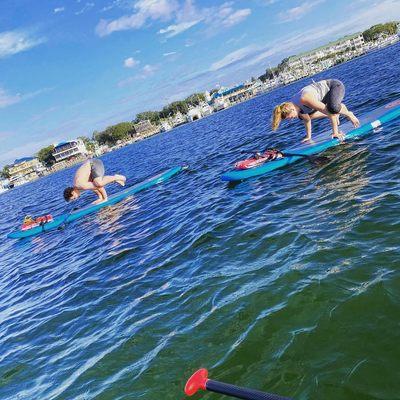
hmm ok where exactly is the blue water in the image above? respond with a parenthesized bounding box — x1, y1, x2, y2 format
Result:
(0, 43, 399, 400)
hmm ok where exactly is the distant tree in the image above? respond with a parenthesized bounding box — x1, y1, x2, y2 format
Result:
(92, 130, 100, 141)
(78, 136, 96, 153)
(159, 105, 172, 119)
(1, 165, 10, 179)
(185, 93, 206, 107)
(258, 67, 277, 82)
(363, 22, 399, 42)
(94, 122, 134, 145)
(170, 100, 189, 114)
(159, 100, 189, 118)
(134, 111, 160, 125)
(37, 145, 55, 166)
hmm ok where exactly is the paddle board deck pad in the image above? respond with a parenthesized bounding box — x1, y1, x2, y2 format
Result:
(235, 149, 284, 170)
(221, 99, 400, 182)
(8, 166, 185, 239)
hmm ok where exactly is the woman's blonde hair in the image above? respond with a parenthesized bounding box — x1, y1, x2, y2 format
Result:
(271, 102, 293, 131)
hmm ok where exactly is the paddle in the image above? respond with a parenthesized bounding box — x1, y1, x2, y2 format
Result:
(281, 152, 330, 166)
(57, 206, 79, 231)
(185, 369, 292, 400)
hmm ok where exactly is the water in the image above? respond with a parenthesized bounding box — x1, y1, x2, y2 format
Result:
(1, 43, 399, 400)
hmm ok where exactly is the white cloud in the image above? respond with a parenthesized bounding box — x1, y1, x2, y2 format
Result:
(202, 1, 251, 30)
(221, 8, 251, 27)
(100, 0, 125, 12)
(158, 20, 201, 38)
(142, 64, 158, 76)
(0, 30, 46, 58)
(29, 106, 59, 123)
(54, 7, 65, 13)
(76, 2, 95, 15)
(278, 0, 325, 23)
(118, 64, 159, 86)
(263, 0, 277, 4)
(0, 88, 21, 108)
(220, 0, 400, 71)
(210, 46, 257, 71)
(226, 33, 248, 45)
(0, 136, 65, 165)
(124, 57, 139, 67)
(96, 0, 252, 37)
(163, 51, 177, 56)
(0, 87, 53, 109)
(96, 0, 179, 36)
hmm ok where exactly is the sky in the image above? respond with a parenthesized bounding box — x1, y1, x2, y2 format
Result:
(0, 0, 400, 166)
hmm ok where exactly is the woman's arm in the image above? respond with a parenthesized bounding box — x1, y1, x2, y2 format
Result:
(302, 93, 344, 139)
(328, 114, 343, 139)
(300, 114, 312, 141)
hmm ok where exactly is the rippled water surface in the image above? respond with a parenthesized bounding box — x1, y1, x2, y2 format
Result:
(1, 44, 400, 400)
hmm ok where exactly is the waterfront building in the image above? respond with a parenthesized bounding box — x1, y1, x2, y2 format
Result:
(171, 112, 186, 127)
(263, 77, 281, 91)
(8, 157, 45, 186)
(52, 139, 88, 163)
(204, 91, 212, 102)
(249, 79, 267, 95)
(160, 120, 173, 132)
(211, 84, 252, 106)
(199, 102, 213, 116)
(0, 179, 11, 192)
(133, 120, 159, 137)
(213, 97, 229, 111)
(283, 32, 365, 77)
(364, 34, 399, 51)
(187, 107, 202, 122)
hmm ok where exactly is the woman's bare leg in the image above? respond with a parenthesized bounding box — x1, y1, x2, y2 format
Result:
(339, 103, 360, 127)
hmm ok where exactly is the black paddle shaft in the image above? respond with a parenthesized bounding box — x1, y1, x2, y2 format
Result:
(206, 379, 292, 400)
(282, 152, 312, 159)
(282, 152, 330, 165)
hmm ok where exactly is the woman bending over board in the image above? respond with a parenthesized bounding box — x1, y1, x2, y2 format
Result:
(272, 79, 360, 142)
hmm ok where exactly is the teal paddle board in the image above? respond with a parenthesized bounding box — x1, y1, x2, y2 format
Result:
(8, 166, 185, 239)
(221, 99, 400, 182)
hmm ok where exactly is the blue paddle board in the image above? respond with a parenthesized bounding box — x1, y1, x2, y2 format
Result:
(8, 166, 185, 239)
(221, 99, 400, 182)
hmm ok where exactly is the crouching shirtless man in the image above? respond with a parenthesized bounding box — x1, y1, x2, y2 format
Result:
(63, 159, 126, 204)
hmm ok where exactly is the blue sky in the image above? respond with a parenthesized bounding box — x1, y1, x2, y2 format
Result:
(0, 0, 399, 166)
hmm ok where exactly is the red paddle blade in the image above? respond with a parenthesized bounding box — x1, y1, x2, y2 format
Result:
(184, 368, 209, 396)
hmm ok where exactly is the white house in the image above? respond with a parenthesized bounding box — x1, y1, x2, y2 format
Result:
(52, 139, 88, 163)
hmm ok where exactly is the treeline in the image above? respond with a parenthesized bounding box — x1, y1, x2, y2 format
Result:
(92, 123, 134, 146)
(0, 165, 10, 179)
(134, 92, 206, 124)
(29, 92, 207, 168)
(258, 56, 292, 82)
(362, 21, 399, 42)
